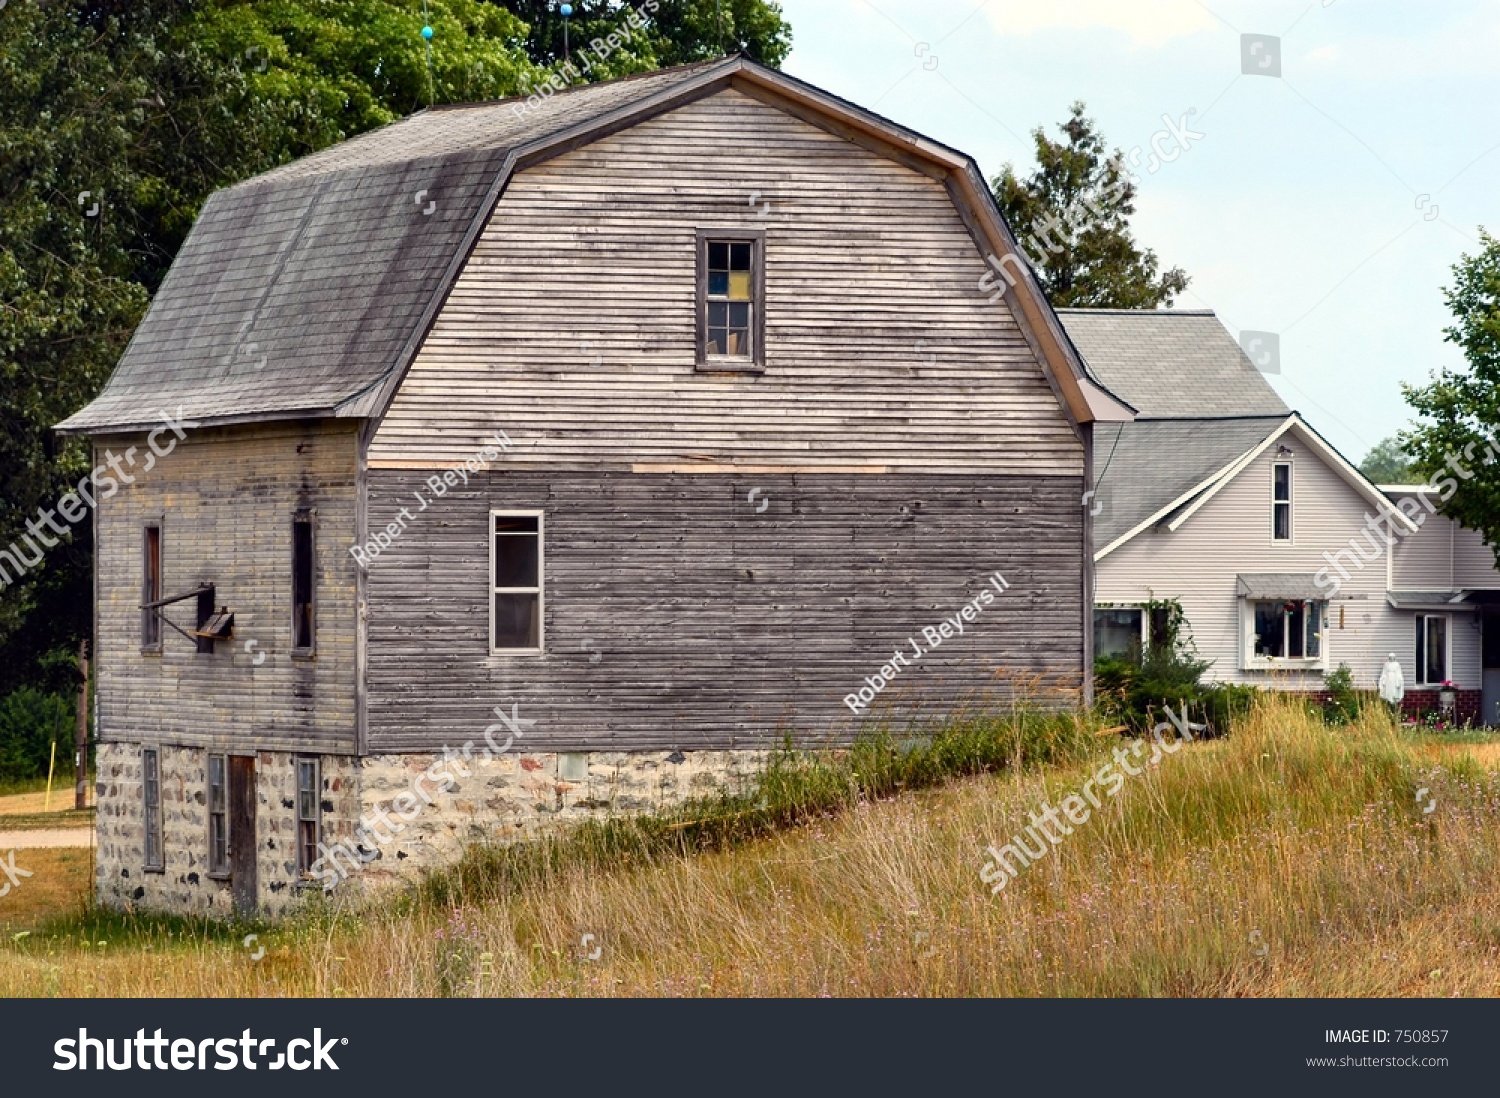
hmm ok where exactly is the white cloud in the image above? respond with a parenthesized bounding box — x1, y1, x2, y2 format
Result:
(980, 0, 1218, 46)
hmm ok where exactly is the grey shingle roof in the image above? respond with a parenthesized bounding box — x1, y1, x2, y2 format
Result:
(1092, 415, 1288, 548)
(1237, 573, 1326, 600)
(1058, 309, 1289, 419)
(56, 61, 728, 434)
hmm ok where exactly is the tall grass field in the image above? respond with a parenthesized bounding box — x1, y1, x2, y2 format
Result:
(2, 694, 1497, 997)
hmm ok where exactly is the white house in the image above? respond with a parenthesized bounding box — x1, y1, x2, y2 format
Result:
(1065, 307, 1500, 723)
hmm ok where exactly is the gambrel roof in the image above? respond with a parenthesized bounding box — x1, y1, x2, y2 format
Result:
(59, 56, 1102, 436)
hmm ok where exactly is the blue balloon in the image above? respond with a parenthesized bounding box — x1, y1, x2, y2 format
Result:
(561, 3, 573, 16)
(421, 25, 433, 39)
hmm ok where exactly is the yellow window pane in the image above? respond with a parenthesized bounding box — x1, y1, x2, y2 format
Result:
(728, 271, 752, 300)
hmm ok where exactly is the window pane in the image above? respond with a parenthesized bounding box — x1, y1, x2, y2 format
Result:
(727, 271, 752, 300)
(730, 242, 751, 270)
(495, 532, 539, 588)
(707, 301, 728, 328)
(729, 302, 750, 328)
(1427, 617, 1447, 682)
(494, 593, 540, 648)
(1254, 602, 1285, 658)
(707, 331, 725, 356)
(1274, 502, 1290, 540)
(493, 515, 537, 534)
(1306, 602, 1323, 657)
(708, 242, 728, 270)
(1093, 609, 1143, 659)
(1415, 619, 1426, 684)
(708, 270, 729, 296)
(1287, 602, 1305, 658)
(293, 520, 314, 649)
(142, 526, 161, 646)
(1274, 464, 1290, 501)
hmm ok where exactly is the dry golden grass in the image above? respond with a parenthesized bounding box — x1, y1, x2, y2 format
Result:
(0, 848, 92, 936)
(3, 695, 1499, 998)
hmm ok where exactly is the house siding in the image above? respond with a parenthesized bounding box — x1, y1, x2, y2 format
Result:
(1095, 432, 1480, 690)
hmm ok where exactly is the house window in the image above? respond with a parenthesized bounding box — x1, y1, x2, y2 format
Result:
(1272, 462, 1292, 541)
(1251, 599, 1324, 661)
(491, 512, 542, 651)
(1094, 608, 1144, 659)
(142, 524, 162, 649)
(292, 514, 315, 652)
(296, 757, 320, 876)
(207, 754, 229, 877)
(696, 230, 764, 368)
(1415, 614, 1449, 685)
(143, 748, 163, 871)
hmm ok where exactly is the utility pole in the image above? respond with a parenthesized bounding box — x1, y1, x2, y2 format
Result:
(75, 639, 90, 810)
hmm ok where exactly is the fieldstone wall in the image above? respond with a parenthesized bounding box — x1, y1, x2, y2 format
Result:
(95, 743, 766, 914)
(339, 747, 768, 891)
(95, 743, 359, 918)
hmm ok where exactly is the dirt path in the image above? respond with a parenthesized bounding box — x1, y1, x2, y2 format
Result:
(0, 828, 93, 849)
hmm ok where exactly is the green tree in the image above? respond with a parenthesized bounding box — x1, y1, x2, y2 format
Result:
(1358, 436, 1413, 485)
(495, 0, 791, 73)
(992, 101, 1189, 308)
(1401, 228, 1500, 560)
(0, 0, 794, 694)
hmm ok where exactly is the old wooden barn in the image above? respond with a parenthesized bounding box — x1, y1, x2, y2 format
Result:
(57, 56, 1113, 916)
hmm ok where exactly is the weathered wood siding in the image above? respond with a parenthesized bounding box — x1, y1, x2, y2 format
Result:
(364, 470, 1083, 752)
(369, 87, 1083, 474)
(94, 421, 359, 752)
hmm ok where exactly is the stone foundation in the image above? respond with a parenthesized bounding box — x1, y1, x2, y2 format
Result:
(95, 742, 766, 917)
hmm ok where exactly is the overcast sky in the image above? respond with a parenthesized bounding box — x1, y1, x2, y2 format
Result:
(775, 0, 1500, 464)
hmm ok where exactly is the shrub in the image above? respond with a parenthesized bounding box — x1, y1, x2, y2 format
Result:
(1094, 649, 1256, 736)
(1321, 663, 1366, 725)
(0, 687, 75, 780)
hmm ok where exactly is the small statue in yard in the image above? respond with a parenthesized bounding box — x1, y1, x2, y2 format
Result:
(1378, 653, 1405, 709)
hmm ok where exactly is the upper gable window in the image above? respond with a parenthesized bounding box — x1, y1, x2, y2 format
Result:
(1272, 461, 1292, 542)
(696, 230, 764, 370)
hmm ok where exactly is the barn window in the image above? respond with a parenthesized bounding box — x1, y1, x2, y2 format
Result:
(696, 230, 764, 369)
(292, 514, 315, 653)
(143, 747, 164, 872)
(207, 754, 229, 878)
(1272, 462, 1292, 541)
(491, 512, 543, 652)
(142, 524, 162, 650)
(1415, 614, 1449, 685)
(296, 757, 320, 876)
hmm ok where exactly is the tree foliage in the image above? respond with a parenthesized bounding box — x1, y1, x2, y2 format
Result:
(1400, 229, 1500, 561)
(992, 102, 1189, 309)
(0, 0, 791, 694)
(1358, 436, 1413, 485)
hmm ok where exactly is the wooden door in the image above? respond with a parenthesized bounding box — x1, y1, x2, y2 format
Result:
(228, 755, 257, 916)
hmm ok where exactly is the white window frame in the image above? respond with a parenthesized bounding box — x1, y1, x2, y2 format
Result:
(489, 509, 544, 655)
(1272, 460, 1293, 543)
(1242, 598, 1328, 670)
(1414, 613, 1451, 686)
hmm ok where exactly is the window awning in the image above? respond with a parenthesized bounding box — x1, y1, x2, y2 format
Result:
(1236, 573, 1326, 601)
(1386, 590, 1474, 610)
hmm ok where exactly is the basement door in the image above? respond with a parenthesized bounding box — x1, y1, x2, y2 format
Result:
(229, 755, 257, 916)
